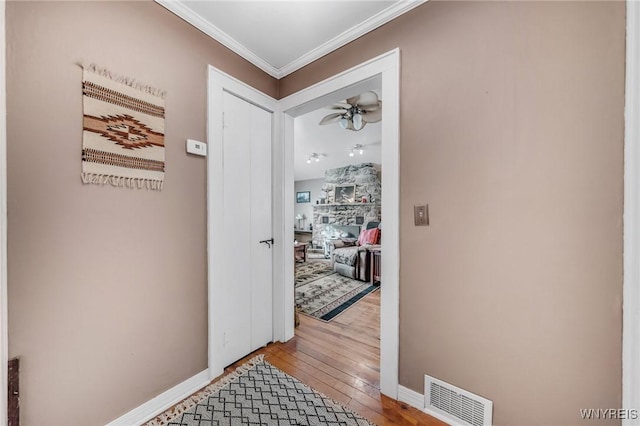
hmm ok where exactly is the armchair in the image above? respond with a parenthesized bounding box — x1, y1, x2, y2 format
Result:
(328, 222, 380, 282)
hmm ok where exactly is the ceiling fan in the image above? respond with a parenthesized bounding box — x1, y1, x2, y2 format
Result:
(319, 91, 382, 131)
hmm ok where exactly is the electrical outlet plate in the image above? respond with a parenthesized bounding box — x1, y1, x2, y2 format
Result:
(414, 204, 429, 226)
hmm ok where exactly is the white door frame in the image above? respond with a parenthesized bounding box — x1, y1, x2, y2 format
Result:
(623, 0, 640, 422)
(275, 49, 401, 397)
(207, 66, 278, 378)
(0, 0, 8, 423)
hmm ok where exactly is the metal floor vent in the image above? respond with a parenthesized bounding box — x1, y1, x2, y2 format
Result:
(425, 375, 493, 426)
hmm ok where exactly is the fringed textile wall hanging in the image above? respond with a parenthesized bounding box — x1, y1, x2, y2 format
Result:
(81, 64, 166, 191)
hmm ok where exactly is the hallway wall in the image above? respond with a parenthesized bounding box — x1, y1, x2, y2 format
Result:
(6, 1, 277, 424)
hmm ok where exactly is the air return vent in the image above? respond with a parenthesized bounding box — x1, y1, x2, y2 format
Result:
(424, 375, 493, 426)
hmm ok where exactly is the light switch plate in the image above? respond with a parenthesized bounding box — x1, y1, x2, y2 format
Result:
(186, 139, 207, 156)
(414, 204, 429, 226)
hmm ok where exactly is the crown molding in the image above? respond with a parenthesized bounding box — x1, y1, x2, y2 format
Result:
(155, 0, 279, 77)
(278, 0, 426, 78)
(155, 0, 427, 79)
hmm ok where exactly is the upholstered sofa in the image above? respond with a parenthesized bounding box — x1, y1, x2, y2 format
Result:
(327, 222, 380, 282)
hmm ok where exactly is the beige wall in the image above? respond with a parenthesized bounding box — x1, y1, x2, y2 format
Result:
(6, 1, 276, 424)
(282, 2, 625, 424)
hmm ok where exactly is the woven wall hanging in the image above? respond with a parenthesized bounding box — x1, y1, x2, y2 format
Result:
(81, 64, 166, 191)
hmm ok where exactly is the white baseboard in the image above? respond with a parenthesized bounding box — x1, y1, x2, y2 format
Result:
(397, 385, 455, 426)
(106, 369, 210, 426)
(397, 385, 424, 410)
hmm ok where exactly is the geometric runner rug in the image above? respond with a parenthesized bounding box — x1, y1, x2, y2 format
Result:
(144, 355, 373, 426)
(296, 273, 379, 322)
(295, 260, 334, 287)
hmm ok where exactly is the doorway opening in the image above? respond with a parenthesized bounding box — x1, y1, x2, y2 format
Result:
(291, 92, 383, 391)
(276, 49, 400, 397)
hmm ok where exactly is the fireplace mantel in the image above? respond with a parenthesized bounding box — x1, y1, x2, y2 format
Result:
(314, 203, 381, 207)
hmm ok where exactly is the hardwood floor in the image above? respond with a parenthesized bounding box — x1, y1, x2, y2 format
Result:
(227, 289, 446, 426)
(152, 267, 445, 425)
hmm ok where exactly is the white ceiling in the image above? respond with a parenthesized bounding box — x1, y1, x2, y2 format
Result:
(155, 0, 426, 78)
(154, 1, 393, 178)
(294, 99, 381, 181)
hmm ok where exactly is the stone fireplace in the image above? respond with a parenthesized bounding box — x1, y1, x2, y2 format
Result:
(311, 163, 381, 248)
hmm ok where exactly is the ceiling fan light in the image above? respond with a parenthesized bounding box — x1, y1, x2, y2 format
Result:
(359, 148, 364, 155)
(349, 150, 354, 157)
(306, 158, 311, 164)
(352, 113, 363, 130)
(339, 117, 349, 129)
(315, 156, 320, 162)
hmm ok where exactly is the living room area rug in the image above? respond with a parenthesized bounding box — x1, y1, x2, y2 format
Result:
(296, 273, 379, 322)
(295, 260, 334, 287)
(144, 355, 373, 426)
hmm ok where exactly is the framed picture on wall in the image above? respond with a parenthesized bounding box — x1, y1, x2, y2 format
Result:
(296, 191, 310, 203)
(334, 185, 355, 204)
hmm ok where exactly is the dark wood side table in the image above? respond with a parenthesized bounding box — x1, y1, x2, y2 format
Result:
(369, 248, 381, 285)
(294, 230, 313, 244)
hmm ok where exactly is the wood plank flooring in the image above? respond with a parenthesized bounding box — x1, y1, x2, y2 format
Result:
(227, 289, 446, 426)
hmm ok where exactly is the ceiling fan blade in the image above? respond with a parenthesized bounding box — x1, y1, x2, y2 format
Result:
(362, 108, 382, 123)
(346, 95, 360, 106)
(329, 102, 351, 110)
(319, 113, 343, 125)
(355, 91, 379, 108)
(361, 101, 381, 113)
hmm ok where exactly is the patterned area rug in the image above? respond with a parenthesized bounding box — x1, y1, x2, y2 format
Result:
(145, 355, 373, 426)
(296, 273, 379, 322)
(295, 260, 333, 287)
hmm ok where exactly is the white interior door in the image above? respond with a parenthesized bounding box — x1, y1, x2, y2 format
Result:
(248, 97, 273, 351)
(217, 90, 273, 368)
